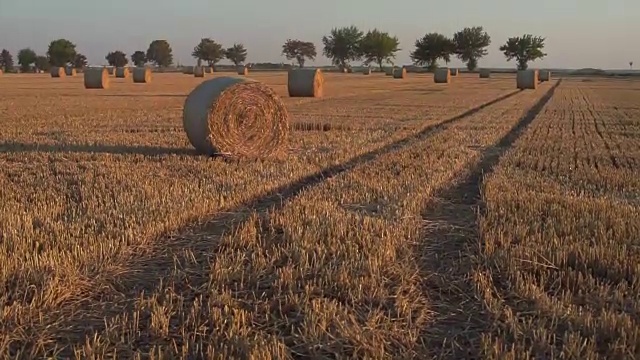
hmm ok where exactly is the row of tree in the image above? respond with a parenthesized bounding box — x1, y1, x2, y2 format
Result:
(0, 26, 547, 72)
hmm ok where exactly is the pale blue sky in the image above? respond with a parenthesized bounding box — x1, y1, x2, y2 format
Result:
(0, 0, 637, 69)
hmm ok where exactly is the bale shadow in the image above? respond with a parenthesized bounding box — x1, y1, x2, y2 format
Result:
(418, 79, 562, 358)
(0, 142, 195, 157)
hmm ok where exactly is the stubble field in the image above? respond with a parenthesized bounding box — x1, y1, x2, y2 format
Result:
(0, 71, 638, 359)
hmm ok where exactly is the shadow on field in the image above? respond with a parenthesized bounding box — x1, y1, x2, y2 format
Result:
(0, 142, 195, 157)
(33, 88, 525, 356)
(417, 79, 562, 358)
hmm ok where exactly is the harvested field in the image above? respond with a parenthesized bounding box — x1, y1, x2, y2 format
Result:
(0, 71, 638, 358)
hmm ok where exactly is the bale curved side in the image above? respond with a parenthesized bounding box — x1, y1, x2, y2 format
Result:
(237, 66, 249, 75)
(115, 67, 130, 78)
(517, 70, 538, 89)
(287, 68, 323, 98)
(182, 76, 289, 157)
(194, 66, 205, 78)
(51, 67, 65, 78)
(65, 67, 77, 76)
(393, 67, 407, 79)
(84, 68, 110, 89)
(133, 67, 152, 83)
(434, 68, 451, 83)
(450, 68, 459, 76)
(479, 69, 491, 78)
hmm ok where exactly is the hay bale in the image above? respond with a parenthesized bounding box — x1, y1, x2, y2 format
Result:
(133, 67, 152, 83)
(205, 66, 213, 74)
(65, 67, 77, 76)
(194, 66, 205, 78)
(106, 67, 115, 75)
(287, 68, 323, 97)
(347, 67, 353, 73)
(434, 68, 451, 83)
(363, 67, 371, 75)
(115, 67, 130, 78)
(393, 67, 407, 79)
(450, 68, 459, 76)
(539, 70, 551, 82)
(182, 77, 289, 157)
(517, 69, 538, 89)
(51, 67, 65, 78)
(479, 69, 491, 78)
(84, 67, 110, 89)
(385, 67, 394, 76)
(237, 66, 249, 75)
(183, 66, 194, 75)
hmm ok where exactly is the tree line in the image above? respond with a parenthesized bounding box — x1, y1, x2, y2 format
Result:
(0, 26, 547, 73)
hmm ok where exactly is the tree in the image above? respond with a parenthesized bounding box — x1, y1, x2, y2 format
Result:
(359, 28, 400, 71)
(131, 51, 146, 67)
(225, 43, 247, 66)
(47, 39, 77, 67)
(146, 40, 173, 67)
(453, 26, 491, 71)
(105, 50, 128, 67)
(281, 39, 317, 67)
(73, 53, 87, 69)
(0, 49, 15, 72)
(192, 38, 225, 68)
(17, 48, 37, 72)
(322, 25, 363, 70)
(410, 33, 455, 71)
(499, 34, 547, 70)
(35, 56, 50, 72)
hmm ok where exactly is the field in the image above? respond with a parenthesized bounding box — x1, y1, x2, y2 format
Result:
(0, 71, 638, 359)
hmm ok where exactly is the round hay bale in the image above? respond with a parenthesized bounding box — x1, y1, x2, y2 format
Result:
(183, 66, 194, 75)
(237, 66, 249, 75)
(450, 68, 459, 76)
(194, 66, 205, 78)
(434, 68, 451, 83)
(205, 66, 213, 74)
(539, 70, 551, 82)
(115, 67, 130, 78)
(393, 67, 407, 79)
(182, 77, 289, 157)
(385, 67, 394, 76)
(106, 67, 115, 75)
(51, 67, 65, 78)
(517, 69, 538, 89)
(287, 68, 323, 98)
(363, 67, 371, 75)
(479, 69, 491, 78)
(65, 67, 77, 76)
(84, 67, 110, 89)
(133, 67, 152, 83)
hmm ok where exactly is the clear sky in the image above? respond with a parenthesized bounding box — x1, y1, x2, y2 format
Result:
(0, 0, 637, 69)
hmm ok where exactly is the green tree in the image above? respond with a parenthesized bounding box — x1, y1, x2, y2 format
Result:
(146, 40, 173, 67)
(17, 48, 37, 72)
(192, 38, 225, 68)
(499, 34, 547, 70)
(453, 26, 491, 71)
(47, 39, 77, 67)
(359, 28, 400, 71)
(35, 56, 50, 71)
(73, 53, 87, 69)
(225, 43, 247, 66)
(0, 49, 15, 71)
(106, 50, 128, 67)
(410, 32, 455, 71)
(131, 50, 146, 67)
(322, 25, 363, 70)
(281, 39, 317, 67)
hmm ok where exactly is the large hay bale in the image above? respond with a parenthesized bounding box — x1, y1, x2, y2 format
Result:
(182, 77, 289, 157)
(237, 66, 249, 75)
(194, 66, 205, 78)
(517, 69, 538, 89)
(84, 67, 110, 89)
(133, 67, 152, 83)
(115, 67, 130, 78)
(393, 67, 407, 79)
(65, 67, 77, 76)
(385, 67, 394, 76)
(363, 67, 371, 75)
(539, 70, 551, 82)
(479, 69, 491, 78)
(51, 67, 65, 78)
(287, 68, 323, 98)
(450, 68, 459, 76)
(434, 68, 451, 83)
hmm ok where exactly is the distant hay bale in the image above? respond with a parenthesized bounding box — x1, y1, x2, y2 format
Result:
(517, 69, 538, 89)
(65, 67, 77, 76)
(347, 67, 353, 73)
(205, 66, 213, 74)
(450, 68, 459, 76)
(84, 67, 110, 89)
(479, 69, 491, 78)
(434, 68, 451, 83)
(182, 76, 289, 157)
(385, 67, 394, 76)
(106, 67, 115, 75)
(51, 67, 65, 78)
(393, 67, 407, 79)
(287, 68, 323, 97)
(363, 67, 371, 75)
(133, 67, 152, 83)
(539, 70, 551, 82)
(237, 66, 249, 75)
(115, 67, 130, 78)
(183, 66, 194, 75)
(194, 66, 205, 77)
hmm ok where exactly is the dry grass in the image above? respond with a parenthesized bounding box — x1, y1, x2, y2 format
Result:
(0, 71, 637, 358)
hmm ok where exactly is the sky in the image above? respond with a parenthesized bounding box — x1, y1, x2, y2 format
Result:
(0, 0, 638, 70)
